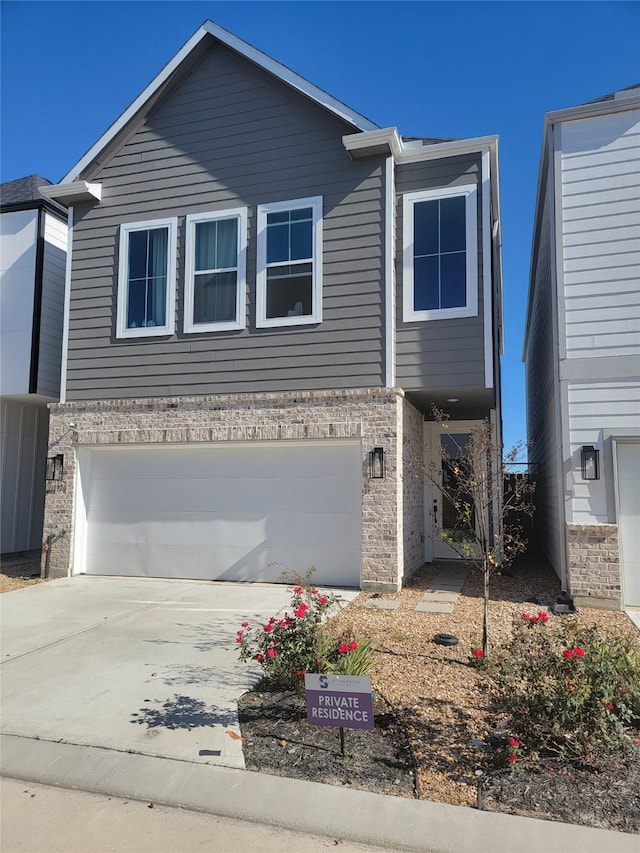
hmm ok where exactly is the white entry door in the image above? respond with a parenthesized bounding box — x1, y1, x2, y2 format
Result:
(77, 439, 362, 588)
(424, 421, 482, 561)
(615, 440, 640, 607)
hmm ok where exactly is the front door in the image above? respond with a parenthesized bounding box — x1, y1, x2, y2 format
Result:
(424, 421, 482, 561)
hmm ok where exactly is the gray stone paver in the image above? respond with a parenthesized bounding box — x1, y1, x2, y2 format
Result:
(364, 599, 399, 610)
(415, 565, 469, 614)
(415, 601, 455, 614)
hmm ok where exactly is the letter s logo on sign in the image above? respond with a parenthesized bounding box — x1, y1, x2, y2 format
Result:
(319, 675, 328, 689)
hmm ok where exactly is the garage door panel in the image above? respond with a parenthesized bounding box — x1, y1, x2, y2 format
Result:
(82, 441, 362, 587)
(88, 476, 359, 515)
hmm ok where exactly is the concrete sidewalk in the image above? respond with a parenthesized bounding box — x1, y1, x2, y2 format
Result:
(2, 734, 636, 853)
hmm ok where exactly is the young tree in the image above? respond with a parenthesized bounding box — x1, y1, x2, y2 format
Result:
(427, 410, 535, 656)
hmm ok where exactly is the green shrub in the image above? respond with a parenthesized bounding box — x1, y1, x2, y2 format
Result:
(236, 579, 372, 688)
(490, 613, 640, 764)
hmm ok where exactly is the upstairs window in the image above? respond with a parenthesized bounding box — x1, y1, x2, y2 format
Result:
(403, 185, 478, 322)
(116, 218, 177, 338)
(256, 196, 323, 327)
(184, 208, 247, 333)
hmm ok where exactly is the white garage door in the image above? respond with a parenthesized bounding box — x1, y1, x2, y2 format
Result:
(616, 440, 640, 608)
(79, 440, 362, 588)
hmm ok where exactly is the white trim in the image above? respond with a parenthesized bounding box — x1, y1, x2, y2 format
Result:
(256, 196, 323, 329)
(72, 447, 90, 575)
(39, 181, 102, 204)
(59, 205, 74, 404)
(396, 135, 499, 165)
(402, 184, 478, 323)
(116, 217, 178, 339)
(384, 156, 395, 388)
(184, 207, 247, 334)
(482, 151, 493, 389)
(61, 21, 377, 183)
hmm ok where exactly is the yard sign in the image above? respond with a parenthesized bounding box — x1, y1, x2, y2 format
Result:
(304, 674, 374, 730)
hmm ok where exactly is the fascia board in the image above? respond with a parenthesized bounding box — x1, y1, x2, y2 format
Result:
(395, 135, 499, 164)
(545, 92, 640, 126)
(61, 21, 378, 183)
(39, 181, 102, 204)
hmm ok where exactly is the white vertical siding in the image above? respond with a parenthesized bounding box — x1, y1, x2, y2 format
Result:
(36, 213, 68, 399)
(567, 379, 640, 523)
(0, 398, 49, 552)
(525, 169, 564, 577)
(0, 210, 38, 395)
(559, 110, 640, 359)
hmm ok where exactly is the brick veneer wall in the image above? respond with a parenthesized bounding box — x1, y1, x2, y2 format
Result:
(43, 388, 411, 590)
(567, 523, 622, 608)
(401, 398, 424, 582)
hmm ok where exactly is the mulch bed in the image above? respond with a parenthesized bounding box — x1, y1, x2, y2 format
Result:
(239, 680, 416, 797)
(237, 555, 640, 833)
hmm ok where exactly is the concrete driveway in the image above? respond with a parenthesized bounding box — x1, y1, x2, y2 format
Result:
(1, 577, 356, 770)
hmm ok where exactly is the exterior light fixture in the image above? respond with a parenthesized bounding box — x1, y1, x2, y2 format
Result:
(369, 447, 385, 479)
(46, 454, 64, 481)
(581, 446, 600, 481)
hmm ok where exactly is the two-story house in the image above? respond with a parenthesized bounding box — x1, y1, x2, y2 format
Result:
(1, 176, 68, 554)
(524, 85, 640, 610)
(40, 21, 503, 590)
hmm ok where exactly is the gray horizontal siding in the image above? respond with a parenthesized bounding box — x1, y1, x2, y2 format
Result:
(66, 42, 385, 401)
(394, 155, 486, 392)
(36, 213, 67, 399)
(525, 169, 563, 577)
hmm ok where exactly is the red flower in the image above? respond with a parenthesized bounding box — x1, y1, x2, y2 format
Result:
(566, 682, 575, 692)
(235, 637, 243, 644)
(293, 586, 303, 595)
(241, 621, 249, 628)
(605, 702, 614, 711)
(294, 604, 309, 619)
(563, 649, 574, 660)
(254, 653, 263, 663)
(537, 611, 549, 622)
(521, 612, 530, 621)
(508, 755, 518, 764)
(529, 615, 539, 624)
(349, 641, 358, 651)
(472, 649, 484, 658)
(318, 596, 328, 605)
(338, 643, 350, 654)
(573, 646, 585, 657)
(311, 589, 318, 594)
(296, 670, 306, 676)
(264, 623, 273, 633)
(267, 648, 276, 659)
(508, 737, 520, 747)
(236, 629, 244, 637)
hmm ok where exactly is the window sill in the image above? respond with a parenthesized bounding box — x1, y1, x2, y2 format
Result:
(256, 314, 321, 329)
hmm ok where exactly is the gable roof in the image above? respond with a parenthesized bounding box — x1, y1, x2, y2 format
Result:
(61, 20, 379, 184)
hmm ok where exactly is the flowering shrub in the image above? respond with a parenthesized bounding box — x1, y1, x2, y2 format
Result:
(491, 615, 640, 763)
(236, 581, 372, 688)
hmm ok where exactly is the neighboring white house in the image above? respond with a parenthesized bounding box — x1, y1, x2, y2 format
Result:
(1, 176, 68, 553)
(524, 85, 640, 610)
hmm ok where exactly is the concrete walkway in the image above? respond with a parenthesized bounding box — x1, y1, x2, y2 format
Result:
(2, 734, 636, 853)
(364, 563, 469, 614)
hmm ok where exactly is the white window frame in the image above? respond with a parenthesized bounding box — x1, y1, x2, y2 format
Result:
(256, 196, 323, 328)
(402, 184, 478, 322)
(116, 217, 177, 338)
(184, 207, 247, 334)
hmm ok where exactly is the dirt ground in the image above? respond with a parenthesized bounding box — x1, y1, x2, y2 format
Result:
(238, 556, 640, 832)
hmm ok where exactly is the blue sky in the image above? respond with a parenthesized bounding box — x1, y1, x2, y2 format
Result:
(2, 1, 638, 451)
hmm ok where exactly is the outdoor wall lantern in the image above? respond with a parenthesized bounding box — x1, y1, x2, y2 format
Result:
(369, 447, 385, 479)
(581, 445, 600, 481)
(46, 454, 64, 481)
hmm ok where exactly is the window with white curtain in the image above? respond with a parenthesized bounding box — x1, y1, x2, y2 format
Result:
(184, 208, 247, 333)
(116, 218, 177, 338)
(256, 196, 322, 328)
